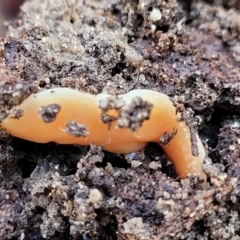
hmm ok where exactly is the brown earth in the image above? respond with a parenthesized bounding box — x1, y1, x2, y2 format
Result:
(0, 0, 240, 239)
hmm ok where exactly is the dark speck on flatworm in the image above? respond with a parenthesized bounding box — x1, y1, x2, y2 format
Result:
(9, 108, 24, 119)
(39, 104, 61, 123)
(159, 128, 178, 145)
(65, 120, 89, 137)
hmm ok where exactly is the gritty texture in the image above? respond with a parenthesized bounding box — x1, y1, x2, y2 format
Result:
(38, 104, 61, 123)
(117, 97, 153, 131)
(159, 127, 178, 145)
(65, 120, 89, 137)
(175, 101, 200, 157)
(98, 95, 153, 131)
(99, 96, 125, 127)
(0, 189, 27, 238)
(8, 108, 24, 119)
(0, 0, 240, 239)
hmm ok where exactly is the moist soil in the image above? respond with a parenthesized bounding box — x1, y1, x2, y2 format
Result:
(1, 0, 240, 239)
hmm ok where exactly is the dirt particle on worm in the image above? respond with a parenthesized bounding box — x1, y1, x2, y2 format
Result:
(9, 108, 24, 119)
(38, 104, 61, 123)
(117, 97, 153, 131)
(99, 96, 125, 128)
(159, 128, 178, 145)
(65, 120, 89, 137)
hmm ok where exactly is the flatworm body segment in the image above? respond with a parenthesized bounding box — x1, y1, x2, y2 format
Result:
(1, 88, 205, 179)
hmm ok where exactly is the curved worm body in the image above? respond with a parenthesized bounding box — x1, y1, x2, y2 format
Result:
(1, 88, 205, 179)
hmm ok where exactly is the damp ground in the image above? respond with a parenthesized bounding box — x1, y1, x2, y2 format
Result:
(1, 0, 240, 239)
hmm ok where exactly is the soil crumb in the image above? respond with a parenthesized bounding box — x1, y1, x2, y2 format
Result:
(65, 120, 89, 137)
(39, 104, 61, 123)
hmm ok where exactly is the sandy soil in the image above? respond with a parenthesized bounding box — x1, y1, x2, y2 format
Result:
(0, 0, 24, 37)
(0, 0, 240, 239)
